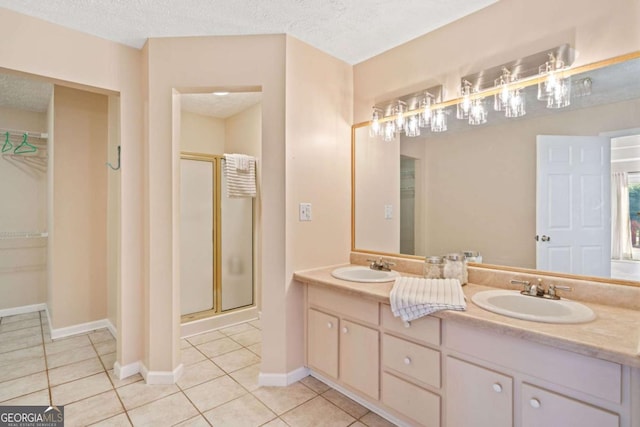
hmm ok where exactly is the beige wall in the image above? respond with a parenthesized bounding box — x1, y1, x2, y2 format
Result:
(0, 8, 145, 369)
(0, 107, 48, 309)
(284, 36, 352, 373)
(144, 35, 286, 375)
(354, 0, 640, 122)
(49, 85, 108, 328)
(180, 110, 225, 154)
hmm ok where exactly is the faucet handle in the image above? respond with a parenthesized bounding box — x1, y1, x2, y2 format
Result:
(547, 284, 572, 299)
(510, 279, 531, 292)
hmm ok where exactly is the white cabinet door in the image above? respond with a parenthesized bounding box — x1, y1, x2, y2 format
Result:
(446, 357, 512, 427)
(307, 309, 338, 379)
(340, 319, 379, 399)
(521, 383, 618, 427)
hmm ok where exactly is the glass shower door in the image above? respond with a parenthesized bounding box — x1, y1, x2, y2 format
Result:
(180, 158, 215, 315)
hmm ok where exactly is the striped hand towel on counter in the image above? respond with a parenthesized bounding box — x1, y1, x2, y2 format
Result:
(390, 277, 466, 322)
(223, 153, 257, 198)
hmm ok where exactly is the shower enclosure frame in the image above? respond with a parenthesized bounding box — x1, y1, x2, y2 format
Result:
(180, 151, 255, 323)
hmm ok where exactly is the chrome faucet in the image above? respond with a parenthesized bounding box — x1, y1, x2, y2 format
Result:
(510, 278, 572, 300)
(367, 257, 395, 272)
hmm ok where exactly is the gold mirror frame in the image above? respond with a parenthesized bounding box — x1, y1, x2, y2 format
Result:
(351, 50, 640, 288)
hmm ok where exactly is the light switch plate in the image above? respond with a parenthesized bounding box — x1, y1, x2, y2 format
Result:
(384, 204, 393, 219)
(299, 203, 312, 221)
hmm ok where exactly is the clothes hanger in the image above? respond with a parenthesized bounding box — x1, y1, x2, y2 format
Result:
(1, 132, 13, 153)
(14, 133, 37, 154)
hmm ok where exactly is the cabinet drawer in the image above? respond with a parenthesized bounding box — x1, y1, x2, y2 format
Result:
(446, 321, 622, 403)
(383, 334, 440, 388)
(308, 285, 378, 325)
(381, 304, 440, 346)
(382, 372, 440, 427)
(521, 383, 619, 427)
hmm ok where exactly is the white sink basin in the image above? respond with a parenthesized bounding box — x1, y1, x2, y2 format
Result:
(331, 266, 399, 283)
(471, 290, 595, 324)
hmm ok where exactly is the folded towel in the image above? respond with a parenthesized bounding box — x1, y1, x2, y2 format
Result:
(390, 277, 466, 322)
(236, 154, 250, 172)
(223, 153, 257, 198)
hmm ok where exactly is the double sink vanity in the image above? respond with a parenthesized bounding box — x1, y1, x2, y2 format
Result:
(294, 255, 640, 427)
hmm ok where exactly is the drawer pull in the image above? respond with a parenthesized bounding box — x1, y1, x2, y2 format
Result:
(342, 327, 348, 334)
(530, 398, 541, 409)
(403, 357, 412, 365)
(492, 383, 502, 393)
(327, 322, 333, 329)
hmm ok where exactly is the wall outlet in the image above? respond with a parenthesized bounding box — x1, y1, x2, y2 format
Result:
(384, 204, 393, 220)
(299, 203, 312, 221)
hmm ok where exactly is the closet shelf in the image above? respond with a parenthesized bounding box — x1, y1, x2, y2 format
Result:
(0, 231, 49, 240)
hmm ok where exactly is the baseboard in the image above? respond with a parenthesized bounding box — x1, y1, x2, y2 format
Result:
(258, 366, 310, 387)
(309, 370, 412, 427)
(113, 360, 141, 379)
(106, 319, 117, 338)
(140, 362, 184, 385)
(49, 317, 114, 340)
(0, 303, 47, 318)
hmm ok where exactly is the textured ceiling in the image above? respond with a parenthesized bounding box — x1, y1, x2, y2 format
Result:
(181, 92, 262, 119)
(0, 73, 52, 113)
(0, 0, 497, 65)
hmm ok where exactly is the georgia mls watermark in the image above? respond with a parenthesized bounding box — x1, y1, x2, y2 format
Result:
(0, 406, 64, 427)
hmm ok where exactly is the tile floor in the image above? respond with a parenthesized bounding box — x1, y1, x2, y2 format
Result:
(0, 312, 396, 426)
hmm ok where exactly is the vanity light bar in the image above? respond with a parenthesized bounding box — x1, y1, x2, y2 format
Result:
(369, 44, 583, 137)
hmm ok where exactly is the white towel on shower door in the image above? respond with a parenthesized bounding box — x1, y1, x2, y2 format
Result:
(223, 153, 257, 198)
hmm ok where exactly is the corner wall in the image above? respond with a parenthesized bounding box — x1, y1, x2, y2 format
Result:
(283, 36, 353, 374)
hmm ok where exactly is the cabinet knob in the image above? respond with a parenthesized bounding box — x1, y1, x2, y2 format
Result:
(403, 321, 411, 328)
(492, 383, 502, 393)
(327, 322, 333, 329)
(530, 398, 541, 409)
(403, 357, 412, 365)
(342, 327, 348, 334)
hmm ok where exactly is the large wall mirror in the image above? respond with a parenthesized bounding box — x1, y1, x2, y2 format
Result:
(353, 52, 640, 284)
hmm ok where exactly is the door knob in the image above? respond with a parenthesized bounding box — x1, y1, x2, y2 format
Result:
(541, 235, 551, 242)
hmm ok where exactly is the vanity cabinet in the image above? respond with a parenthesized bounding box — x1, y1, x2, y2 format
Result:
(446, 357, 513, 427)
(307, 308, 339, 378)
(306, 286, 380, 399)
(379, 305, 442, 427)
(445, 320, 626, 427)
(340, 319, 379, 399)
(303, 282, 635, 427)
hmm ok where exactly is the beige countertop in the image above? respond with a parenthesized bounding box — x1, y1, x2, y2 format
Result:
(294, 264, 640, 369)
